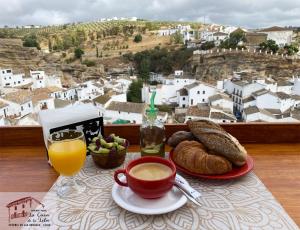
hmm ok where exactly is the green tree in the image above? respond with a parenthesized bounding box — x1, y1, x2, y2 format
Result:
(284, 44, 299, 55)
(127, 80, 143, 103)
(171, 31, 183, 44)
(96, 47, 99, 58)
(23, 34, 40, 49)
(201, 41, 215, 50)
(74, 47, 84, 59)
(259, 39, 279, 53)
(220, 29, 246, 49)
(134, 34, 143, 43)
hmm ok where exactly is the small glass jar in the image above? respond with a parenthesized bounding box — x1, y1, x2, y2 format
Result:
(140, 108, 165, 157)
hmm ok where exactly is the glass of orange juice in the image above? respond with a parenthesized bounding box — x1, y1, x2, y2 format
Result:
(48, 130, 87, 198)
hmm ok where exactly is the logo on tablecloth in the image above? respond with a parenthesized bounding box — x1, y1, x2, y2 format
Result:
(6, 196, 50, 228)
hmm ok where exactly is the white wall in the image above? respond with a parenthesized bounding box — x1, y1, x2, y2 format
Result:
(0, 99, 33, 117)
(211, 99, 233, 113)
(262, 31, 293, 47)
(188, 84, 217, 106)
(33, 98, 55, 113)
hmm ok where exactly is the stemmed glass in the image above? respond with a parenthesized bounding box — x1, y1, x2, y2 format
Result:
(48, 130, 87, 198)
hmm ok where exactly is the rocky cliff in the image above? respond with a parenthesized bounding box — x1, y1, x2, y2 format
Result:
(190, 51, 300, 82)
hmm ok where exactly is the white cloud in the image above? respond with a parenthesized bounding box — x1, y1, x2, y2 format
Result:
(0, 0, 299, 28)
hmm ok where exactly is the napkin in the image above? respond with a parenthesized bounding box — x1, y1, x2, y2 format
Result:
(39, 104, 102, 149)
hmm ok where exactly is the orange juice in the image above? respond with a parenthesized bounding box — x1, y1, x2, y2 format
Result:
(48, 139, 86, 176)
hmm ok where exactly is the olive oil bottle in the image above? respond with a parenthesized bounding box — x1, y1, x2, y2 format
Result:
(140, 91, 166, 157)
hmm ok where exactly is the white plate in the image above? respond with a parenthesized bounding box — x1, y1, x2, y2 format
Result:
(112, 175, 188, 215)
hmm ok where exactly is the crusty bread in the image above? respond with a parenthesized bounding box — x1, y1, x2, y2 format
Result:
(167, 131, 194, 147)
(187, 120, 247, 166)
(173, 141, 232, 175)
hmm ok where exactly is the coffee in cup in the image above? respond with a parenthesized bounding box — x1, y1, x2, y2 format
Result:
(129, 163, 172, 181)
(114, 156, 176, 199)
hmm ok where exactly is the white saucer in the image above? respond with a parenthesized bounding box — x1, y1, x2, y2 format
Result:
(112, 175, 188, 215)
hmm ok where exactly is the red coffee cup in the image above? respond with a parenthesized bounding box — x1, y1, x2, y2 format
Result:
(114, 156, 176, 199)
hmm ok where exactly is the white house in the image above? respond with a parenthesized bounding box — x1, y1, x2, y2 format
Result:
(0, 69, 31, 88)
(223, 79, 265, 113)
(115, 77, 132, 93)
(276, 80, 293, 94)
(31, 89, 55, 113)
(76, 81, 104, 101)
(258, 26, 293, 47)
(253, 89, 294, 112)
(212, 32, 228, 46)
(61, 88, 77, 101)
(142, 76, 196, 105)
(208, 93, 233, 113)
(30, 71, 46, 89)
(184, 82, 218, 107)
(104, 101, 146, 124)
(0, 90, 33, 118)
(30, 70, 62, 89)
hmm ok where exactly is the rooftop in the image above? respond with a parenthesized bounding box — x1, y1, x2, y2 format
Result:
(209, 93, 231, 102)
(4, 90, 32, 104)
(185, 82, 199, 90)
(0, 101, 9, 109)
(244, 106, 260, 115)
(93, 94, 111, 105)
(186, 105, 210, 117)
(210, 112, 236, 121)
(243, 96, 256, 103)
(54, 99, 72, 108)
(258, 26, 292, 32)
(106, 101, 146, 114)
(276, 92, 290, 100)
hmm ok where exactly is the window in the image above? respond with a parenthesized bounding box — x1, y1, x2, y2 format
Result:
(182, 104, 185, 108)
(28, 103, 31, 107)
(21, 106, 24, 111)
(202, 90, 205, 94)
(197, 91, 200, 94)
(202, 99, 205, 102)
(182, 97, 185, 101)
(22, 204, 25, 208)
(7, 70, 11, 73)
(40, 81, 42, 83)
(191, 99, 193, 105)
(18, 81, 21, 84)
(4, 77, 6, 80)
(14, 82, 16, 85)
(15, 206, 17, 210)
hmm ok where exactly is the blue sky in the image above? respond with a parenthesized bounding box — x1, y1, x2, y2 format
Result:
(1, 0, 300, 28)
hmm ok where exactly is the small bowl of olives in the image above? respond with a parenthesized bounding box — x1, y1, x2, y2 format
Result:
(88, 134, 129, 169)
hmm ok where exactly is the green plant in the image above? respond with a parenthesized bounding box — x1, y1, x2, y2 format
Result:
(259, 39, 279, 53)
(74, 47, 84, 59)
(127, 80, 143, 102)
(134, 34, 142, 43)
(171, 31, 183, 44)
(201, 41, 215, 50)
(82, 59, 96, 67)
(284, 44, 299, 55)
(23, 34, 40, 49)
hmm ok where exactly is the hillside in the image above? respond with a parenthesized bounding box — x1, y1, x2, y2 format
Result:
(0, 20, 201, 84)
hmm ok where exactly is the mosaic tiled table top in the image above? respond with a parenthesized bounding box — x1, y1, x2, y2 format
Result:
(24, 153, 298, 230)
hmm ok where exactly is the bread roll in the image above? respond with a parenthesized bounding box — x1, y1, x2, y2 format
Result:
(167, 131, 194, 147)
(173, 141, 232, 175)
(187, 120, 247, 166)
